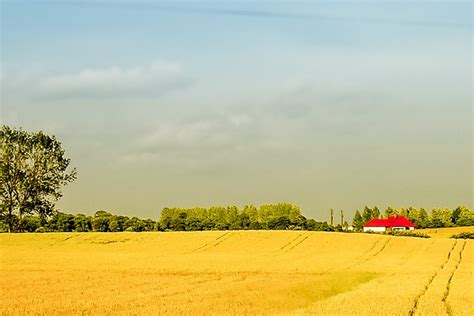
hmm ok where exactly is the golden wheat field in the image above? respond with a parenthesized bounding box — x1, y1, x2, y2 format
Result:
(419, 226, 474, 238)
(1, 230, 473, 315)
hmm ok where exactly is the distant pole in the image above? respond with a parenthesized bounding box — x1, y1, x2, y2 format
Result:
(330, 209, 334, 226)
(341, 210, 344, 226)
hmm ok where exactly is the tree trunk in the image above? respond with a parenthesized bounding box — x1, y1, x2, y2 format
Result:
(7, 205, 13, 233)
(17, 204, 24, 233)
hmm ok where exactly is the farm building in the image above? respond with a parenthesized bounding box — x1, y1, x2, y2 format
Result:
(363, 216, 416, 232)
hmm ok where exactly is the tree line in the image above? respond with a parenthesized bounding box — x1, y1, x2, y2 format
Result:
(0, 203, 335, 233)
(351, 205, 473, 230)
(158, 203, 334, 231)
(2, 210, 156, 233)
(1, 203, 471, 233)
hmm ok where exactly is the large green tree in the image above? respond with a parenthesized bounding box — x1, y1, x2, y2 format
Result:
(0, 126, 77, 232)
(430, 208, 453, 227)
(453, 206, 474, 226)
(362, 206, 374, 224)
(352, 210, 364, 230)
(384, 206, 398, 218)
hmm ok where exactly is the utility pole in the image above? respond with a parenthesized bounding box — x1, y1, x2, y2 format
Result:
(341, 210, 344, 226)
(330, 209, 334, 226)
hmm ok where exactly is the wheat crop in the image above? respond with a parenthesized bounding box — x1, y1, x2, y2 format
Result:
(1, 231, 472, 315)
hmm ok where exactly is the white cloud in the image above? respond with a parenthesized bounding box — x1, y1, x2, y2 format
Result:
(4, 60, 194, 100)
(139, 120, 231, 148)
(111, 98, 316, 170)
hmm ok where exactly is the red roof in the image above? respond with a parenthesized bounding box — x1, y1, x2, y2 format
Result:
(364, 216, 416, 228)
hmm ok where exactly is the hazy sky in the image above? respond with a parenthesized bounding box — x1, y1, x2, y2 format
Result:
(1, 1, 472, 220)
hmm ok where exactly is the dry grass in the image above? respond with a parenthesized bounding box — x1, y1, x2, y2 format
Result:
(0, 231, 472, 315)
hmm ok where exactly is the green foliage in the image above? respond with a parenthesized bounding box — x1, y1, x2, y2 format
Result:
(109, 215, 128, 232)
(451, 206, 462, 224)
(352, 210, 363, 231)
(156, 203, 319, 232)
(35, 227, 45, 233)
(361, 206, 380, 225)
(19, 215, 41, 232)
(430, 208, 453, 227)
(364, 230, 430, 238)
(450, 232, 474, 239)
(416, 208, 429, 228)
(125, 217, 149, 232)
(388, 231, 431, 238)
(353, 205, 472, 231)
(0, 220, 9, 233)
(268, 216, 291, 230)
(372, 207, 380, 220)
(454, 206, 474, 226)
(362, 206, 372, 223)
(92, 211, 112, 232)
(384, 207, 398, 218)
(1, 203, 471, 234)
(0, 126, 76, 232)
(399, 207, 429, 228)
(304, 219, 332, 231)
(46, 212, 75, 232)
(74, 214, 92, 232)
(0, 210, 158, 233)
(249, 221, 262, 230)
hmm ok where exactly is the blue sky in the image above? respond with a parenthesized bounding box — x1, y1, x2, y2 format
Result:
(1, 1, 472, 220)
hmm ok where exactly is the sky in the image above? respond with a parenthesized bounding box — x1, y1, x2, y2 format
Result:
(0, 0, 472, 221)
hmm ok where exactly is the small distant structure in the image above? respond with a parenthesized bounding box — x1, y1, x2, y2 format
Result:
(363, 216, 415, 232)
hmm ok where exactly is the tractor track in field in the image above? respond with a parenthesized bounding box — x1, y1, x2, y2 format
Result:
(397, 239, 435, 268)
(62, 234, 81, 242)
(346, 237, 382, 263)
(38, 234, 81, 249)
(372, 238, 391, 256)
(279, 233, 305, 251)
(324, 237, 383, 273)
(365, 237, 383, 254)
(442, 240, 467, 316)
(213, 232, 233, 247)
(408, 240, 458, 316)
(188, 232, 232, 253)
(346, 238, 391, 269)
(284, 235, 309, 253)
(387, 239, 438, 279)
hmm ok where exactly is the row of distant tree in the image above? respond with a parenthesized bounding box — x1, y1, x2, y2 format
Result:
(4, 210, 156, 233)
(0, 203, 335, 233)
(158, 204, 334, 231)
(1, 203, 471, 233)
(351, 205, 473, 229)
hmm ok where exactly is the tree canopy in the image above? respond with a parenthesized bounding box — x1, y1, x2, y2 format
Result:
(351, 205, 473, 231)
(0, 126, 76, 232)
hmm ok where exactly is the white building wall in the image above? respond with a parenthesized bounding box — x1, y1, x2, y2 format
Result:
(363, 226, 386, 232)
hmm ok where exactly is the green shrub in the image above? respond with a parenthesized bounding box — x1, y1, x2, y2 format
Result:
(35, 227, 45, 233)
(365, 230, 430, 238)
(450, 232, 474, 239)
(389, 231, 430, 238)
